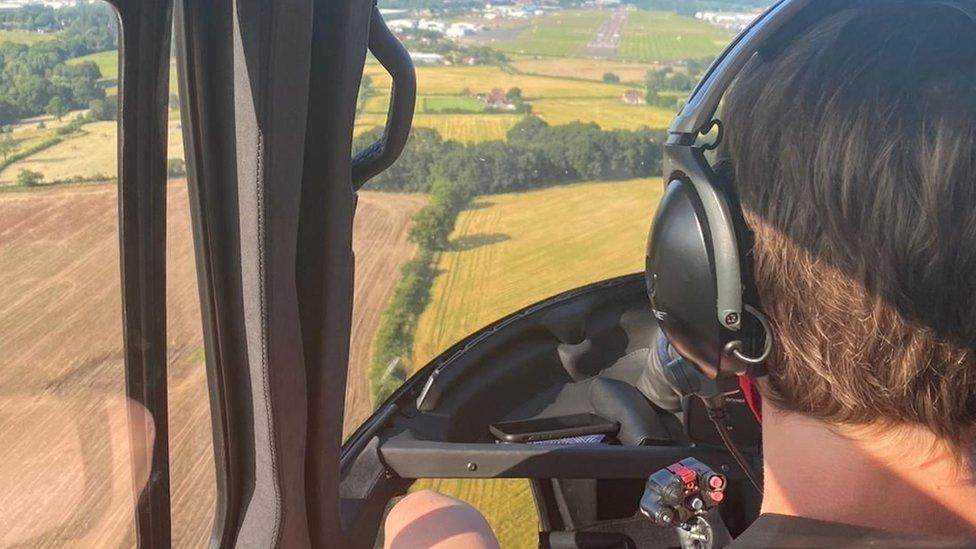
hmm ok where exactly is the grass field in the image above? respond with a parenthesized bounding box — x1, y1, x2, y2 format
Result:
(0, 29, 57, 44)
(354, 63, 677, 142)
(475, 9, 727, 62)
(0, 117, 184, 185)
(407, 178, 662, 548)
(66, 50, 118, 81)
(412, 178, 661, 368)
(0, 183, 422, 545)
(509, 56, 658, 84)
(364, 65, 632, 100)
(355, 112, 523, 143)
(618, 10, 729, 61)
(531, 97, 673, 129)
(424, 95, 485, 113)
(66, 49, 177, 95)
(488, 9, 604, 57)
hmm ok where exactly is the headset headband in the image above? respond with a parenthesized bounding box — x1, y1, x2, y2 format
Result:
(669, 0, 976, 140)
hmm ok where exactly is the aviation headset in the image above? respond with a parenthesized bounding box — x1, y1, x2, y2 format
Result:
(646, 0, 976, 401)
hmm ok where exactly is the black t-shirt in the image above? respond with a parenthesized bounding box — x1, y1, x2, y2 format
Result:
(730, 514, 976, 548)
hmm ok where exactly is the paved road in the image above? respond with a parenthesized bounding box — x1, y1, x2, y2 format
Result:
(586, 7, 627, 57)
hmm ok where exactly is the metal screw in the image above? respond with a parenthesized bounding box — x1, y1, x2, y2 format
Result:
(720, 464, 730, 473)
(725, 313, 739, 326)
(466, 462, 477, 472)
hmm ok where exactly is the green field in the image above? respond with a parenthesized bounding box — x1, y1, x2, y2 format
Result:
(0, 29, 57, 45)
(0, 116, 184, 185)
(411, 178, 661, 370)
(531, 97, 673, 129)
(66, 49, 178, 95)
(407, 178, 662, 548)
(67, 49, 118, 81)
(424, 95, 485, 113)
(477, 9, 728, 62)
(490, 9, 604, 57)
(509, 55, 656, 84)
(619, 11, 730, 61)
(354, 63, 677, 142)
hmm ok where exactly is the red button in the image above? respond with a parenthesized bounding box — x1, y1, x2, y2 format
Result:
(710, 490, 725, 503)
(708, 475, 725, 490)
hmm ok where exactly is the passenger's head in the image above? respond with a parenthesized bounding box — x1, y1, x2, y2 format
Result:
(720, 1, 976, 449)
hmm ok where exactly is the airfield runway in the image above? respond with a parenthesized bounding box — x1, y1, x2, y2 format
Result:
(587, 7, 628, 57)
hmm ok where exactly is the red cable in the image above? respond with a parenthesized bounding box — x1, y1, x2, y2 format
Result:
(738, 374, 763, 424)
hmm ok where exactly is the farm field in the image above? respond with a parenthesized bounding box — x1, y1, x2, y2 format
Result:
(364, 64, 632, 99)
(530, 97, 672, 129)
(66, 49, 117, 80)
(355, 112, 523, 143)
(473, 9, 728, 62)
(65, 49, 177, 95)
(509, 56, 657, 83)
(355, 63, 673, 142)
(485, 9, 604, 57)
(408, 178, 662, 548)
(0, 116, 184, 185)
(618, 10, 729, 61)
(411, 178, 661, 369)
(0, 29, 57, 44)
(0, 182, 423, 546)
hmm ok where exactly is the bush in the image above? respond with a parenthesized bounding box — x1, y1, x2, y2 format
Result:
(88, 97, 117, 121)
(603, 72, 620, 83)
(167, 158, 186, 178)
(368, 248, 436, 404)
(16, 169, 43, 187)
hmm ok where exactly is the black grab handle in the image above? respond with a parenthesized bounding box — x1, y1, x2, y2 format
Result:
(351, 6, 417, 189)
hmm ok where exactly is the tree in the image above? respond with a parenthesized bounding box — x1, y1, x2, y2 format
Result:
(16, 169, 43, 187)
(0, 132, 13, 161)
(602, 72, 620, 83)
(45, 96, 66, 121)
(88, 97, 116, 121)
(167, 158, 186, 178)
(505, 87, 522, 102)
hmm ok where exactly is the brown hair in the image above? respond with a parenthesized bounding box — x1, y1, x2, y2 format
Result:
(720, 2, 976, 447)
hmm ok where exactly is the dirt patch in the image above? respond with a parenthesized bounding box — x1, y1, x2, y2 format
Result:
(0, 181, 423, 546)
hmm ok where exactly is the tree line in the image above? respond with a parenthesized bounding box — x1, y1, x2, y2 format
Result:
(364, 116, 664, 405)
(354, 116, 664, 196)
(0, 3, 117, 56)
(0, 3, 117, 125)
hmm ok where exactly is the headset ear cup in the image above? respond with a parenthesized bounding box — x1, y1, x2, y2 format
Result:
(647, 179, 728, 377)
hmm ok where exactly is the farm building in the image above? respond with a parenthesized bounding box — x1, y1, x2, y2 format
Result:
(483, 88, 516, 110)
(621, 90, 645, 105)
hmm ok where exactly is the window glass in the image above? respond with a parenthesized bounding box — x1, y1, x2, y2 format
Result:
(347, 3, 754, 545)
(0, 3, 133, 545)
(165, 39, 216, 545)
(0, 4, 215, 545)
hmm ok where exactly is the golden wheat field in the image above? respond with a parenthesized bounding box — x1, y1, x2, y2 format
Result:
(0, 182, 423, 546)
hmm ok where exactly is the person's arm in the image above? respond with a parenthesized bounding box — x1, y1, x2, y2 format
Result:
(384, 490, 500, 549)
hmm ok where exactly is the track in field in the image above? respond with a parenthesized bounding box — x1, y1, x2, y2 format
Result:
(0, 181, 422, 547)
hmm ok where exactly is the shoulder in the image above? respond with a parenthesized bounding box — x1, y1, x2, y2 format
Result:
(730, 514, 976, 548)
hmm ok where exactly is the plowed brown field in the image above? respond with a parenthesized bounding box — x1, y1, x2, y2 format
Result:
(0, 181, 422, 547)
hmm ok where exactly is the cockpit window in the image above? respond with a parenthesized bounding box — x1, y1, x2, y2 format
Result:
(347, 3, 753, 545)
(0, 5, 215, 544)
